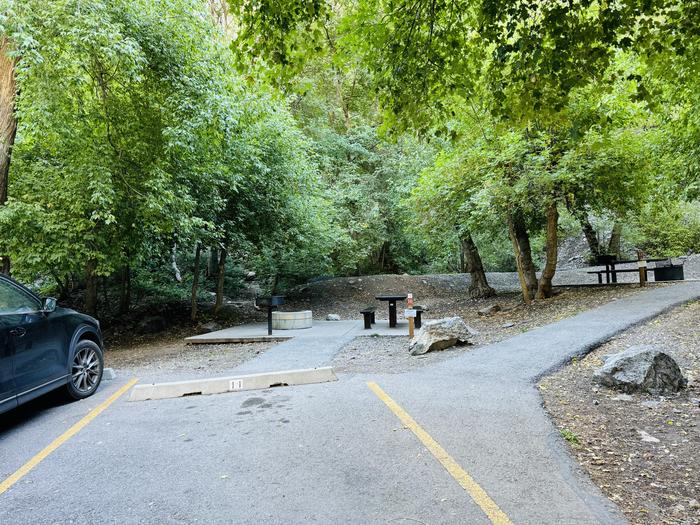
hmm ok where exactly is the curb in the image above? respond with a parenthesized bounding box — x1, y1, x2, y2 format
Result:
(128, 367, 337, 401)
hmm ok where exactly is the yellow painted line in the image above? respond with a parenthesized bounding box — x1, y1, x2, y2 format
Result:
(0, 378, 138, 495)
(367, 381, 514, 525)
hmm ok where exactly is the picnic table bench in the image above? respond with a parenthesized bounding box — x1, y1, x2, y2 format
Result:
(360, 302, 424, 329)
(360, 306, 376, 329)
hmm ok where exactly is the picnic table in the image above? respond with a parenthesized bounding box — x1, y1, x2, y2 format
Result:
(588, 256, 684, 284)
(375, 294, 407, 328)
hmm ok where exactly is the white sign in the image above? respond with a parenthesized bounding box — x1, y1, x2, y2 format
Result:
(229, 379, 243, 391)
(638, 260, 647, 268)
(404, 309, 417, 318)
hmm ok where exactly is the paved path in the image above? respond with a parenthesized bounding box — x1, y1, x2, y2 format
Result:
(2, 282, 699, 524)
(225, 281, 700, 524)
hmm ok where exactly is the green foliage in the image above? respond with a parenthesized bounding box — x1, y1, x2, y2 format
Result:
(1, 0, 699, 318)
(560, 428, 581, 447)
(631, 198, 700, 257)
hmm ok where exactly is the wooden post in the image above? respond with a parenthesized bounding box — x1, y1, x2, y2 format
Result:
(407, 293, 414, 339)
(637, 250, 647, 287)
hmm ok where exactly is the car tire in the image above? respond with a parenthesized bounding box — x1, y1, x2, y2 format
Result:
(65, 340, 104, 400)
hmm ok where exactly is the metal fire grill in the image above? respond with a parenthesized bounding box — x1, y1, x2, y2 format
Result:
(256, 295, 286, 335)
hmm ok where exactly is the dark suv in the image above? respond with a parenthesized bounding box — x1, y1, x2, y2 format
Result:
(0, 274, 104, 415)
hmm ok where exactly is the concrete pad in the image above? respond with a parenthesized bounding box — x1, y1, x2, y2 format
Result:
(186, 319, 417, 345)
(185, 320, 361, 344)
(128, 367, 337, 401)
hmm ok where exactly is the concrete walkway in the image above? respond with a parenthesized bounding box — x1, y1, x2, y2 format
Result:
(189, 319, 411, 373)
(227, 281, 700, 524)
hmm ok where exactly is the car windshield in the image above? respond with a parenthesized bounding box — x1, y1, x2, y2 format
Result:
(0, 279, 40, 314)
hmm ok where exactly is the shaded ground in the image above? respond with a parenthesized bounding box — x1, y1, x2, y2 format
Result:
(540, 301, 700, 525)
(107, 282, 654, 377)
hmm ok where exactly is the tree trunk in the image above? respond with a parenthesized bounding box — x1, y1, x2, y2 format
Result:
(214, 248, 227, 315)
(207, 247, 218, 278)
(508, 214, 538, 303)
(85, 260, 98, 317)
(608, 222, 622, 257)
(171, 244, 182, 282)
(577, 212, 600, 259)
(0, 37, 18, 276)
(536, 202, 559, 299)
(460, 233, 496, 298)
(118, 264, 131, 315)
(50, 269, 69, 300)
(191, 243, 202, 322)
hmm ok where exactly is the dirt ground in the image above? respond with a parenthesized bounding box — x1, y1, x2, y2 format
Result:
(105, 330, 272, 377)
(107, 277, 654, 374)
(328, 283, 656, 374)
(288, 276, 650, 347)
(540, 301, 700, 525)
(331, 335, 474, 374)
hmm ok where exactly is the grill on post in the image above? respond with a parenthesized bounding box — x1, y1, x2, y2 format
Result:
(256, 295, 285, 335)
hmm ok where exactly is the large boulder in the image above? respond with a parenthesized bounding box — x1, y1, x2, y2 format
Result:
(593, 345, 687, 394)
(409, 317, 477, 356)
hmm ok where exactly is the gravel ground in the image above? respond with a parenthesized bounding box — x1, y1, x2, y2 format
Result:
(540, 301, 700, 525)
(329, 285, 660, 374)
(331, 336, 474, 374)
(105, 334, 273, 378)
(289, 279, 651, 344)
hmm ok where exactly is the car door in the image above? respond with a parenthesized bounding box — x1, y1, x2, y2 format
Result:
(0, 277, 66, 398)
(0, 316, 17, 413)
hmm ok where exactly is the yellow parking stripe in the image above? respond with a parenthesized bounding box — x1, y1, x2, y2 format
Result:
(367, 381, 514, 525)
(0, 378, 138, 495)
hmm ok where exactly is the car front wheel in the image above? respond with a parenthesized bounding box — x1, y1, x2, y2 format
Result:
(66, 340, 104, 400)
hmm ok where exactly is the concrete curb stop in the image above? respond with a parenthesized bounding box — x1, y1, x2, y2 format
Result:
(128, 367, 337, 402)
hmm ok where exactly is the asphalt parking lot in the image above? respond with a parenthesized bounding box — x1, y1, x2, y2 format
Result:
(0, 374, 493, 525)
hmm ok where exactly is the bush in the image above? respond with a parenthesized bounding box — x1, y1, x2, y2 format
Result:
(632, 199, 700, 256)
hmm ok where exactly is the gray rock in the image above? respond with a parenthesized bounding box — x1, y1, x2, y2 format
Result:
(641, 400, 662, 409)
(637, 429, 660, 443)
(593, 345, 687, 395)
(326, 314, 341, 321)
(409, 317, 477, 356)
(102, 368, 117, 381)
(502, 322, 515, 328)
(478, 304, 501, 316)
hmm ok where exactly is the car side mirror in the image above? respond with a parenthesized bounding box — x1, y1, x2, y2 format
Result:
(42, 297, 57, 313)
